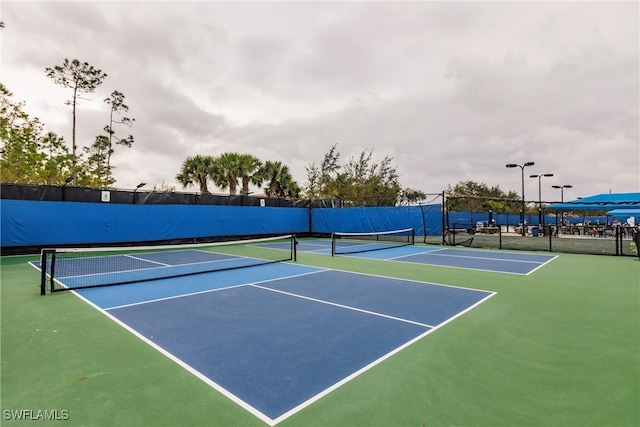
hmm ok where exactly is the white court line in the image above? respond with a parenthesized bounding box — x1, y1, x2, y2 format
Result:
(103, 269, 328, 311)
(385, 258, 535, 276)
(393, 251, 545, 264)
(69, 290, 275, 426)
(335, 241, 373, 248)
(124, 254, 171, 266)
(525, 255, 559, 275)
(307, 265, 497, 294)
(381, 248, 557, 275)
(28, 260, 68, 292)
(309, 248, 332, 253)
(296, 241, 333, 253)
(386, 248, 445, 259)
(250, 283, 435, 329)
(298, 241, 332, 248)
(269, 289, 497, 425)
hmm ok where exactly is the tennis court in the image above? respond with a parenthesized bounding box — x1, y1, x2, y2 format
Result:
(1, 236, 638, 427)
(29, 240, 494, 425)
(295, 238, 556, 275)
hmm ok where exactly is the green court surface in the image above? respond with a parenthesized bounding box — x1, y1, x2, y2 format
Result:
(1, 244, 638, 426)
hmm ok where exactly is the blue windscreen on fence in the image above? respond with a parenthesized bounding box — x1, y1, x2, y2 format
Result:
(0, 200, 310, 247)
(311, 205, 442, 237)
(0, 200, 443, 248)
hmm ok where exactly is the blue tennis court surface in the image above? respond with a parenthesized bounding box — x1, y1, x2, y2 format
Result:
(294, 239, 556, 274)
(47, 253, 494, 425)
(388, 248, 556, 275)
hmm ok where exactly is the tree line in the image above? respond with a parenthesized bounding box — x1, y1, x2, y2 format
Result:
(176, 153, 300, 198)
(0, 73, 520, 208)
(175, 144, 427, 205)
(1, 56, 134, 188)
(1, 59, 420, 205)
(0, 21, 425, 205)
(1, 18, 132, 185)
(303, 144, 425, 205)
(445, 180, 539, 214)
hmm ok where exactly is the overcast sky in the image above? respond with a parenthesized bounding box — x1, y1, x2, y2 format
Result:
(1, 1, 638, 202)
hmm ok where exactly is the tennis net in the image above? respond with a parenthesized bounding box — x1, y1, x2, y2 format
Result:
(39, 235, 297, 294)
(331, 228, 415, 256)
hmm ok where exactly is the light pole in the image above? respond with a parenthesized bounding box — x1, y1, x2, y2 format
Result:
(240, 191, 254, 206)
(133, 182, 146, 204)
(552, 184, 572, 203)
(552, 184, 572, 226)
(530, 173, 554, 226)
(506, 161, 535, 236)
(61, 176, 73, 201)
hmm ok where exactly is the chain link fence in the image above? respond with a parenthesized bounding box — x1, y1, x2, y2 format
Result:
(447, 222, 639, 257)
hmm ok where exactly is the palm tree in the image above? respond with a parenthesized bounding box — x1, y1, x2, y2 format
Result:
(282, 179, 302, 199)
(211, 152, 264, 196)
(211, 152, 241, 195)
(259, 160, 300, 198)
(237, 153, 263, 195)
(176, 155, 215, 193)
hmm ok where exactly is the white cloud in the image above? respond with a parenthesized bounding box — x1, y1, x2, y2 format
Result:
(2, 1, 638, 197)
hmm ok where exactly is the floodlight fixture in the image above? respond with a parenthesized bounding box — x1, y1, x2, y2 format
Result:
(505, 162, 535, 235)
(552, 184, 572, 202)
(530, 173, 554, 226)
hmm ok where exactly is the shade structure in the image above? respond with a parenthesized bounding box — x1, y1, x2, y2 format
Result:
(549, 192, 640, 211)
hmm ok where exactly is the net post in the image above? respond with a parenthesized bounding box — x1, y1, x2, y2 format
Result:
(39, 250, 47, 295)
(49, 251, 57, 293)
(40, 249, 56, 295)
(331, 233, 336, 256)
(410, 228, 415, 245)
(292, 235, 297, 262)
